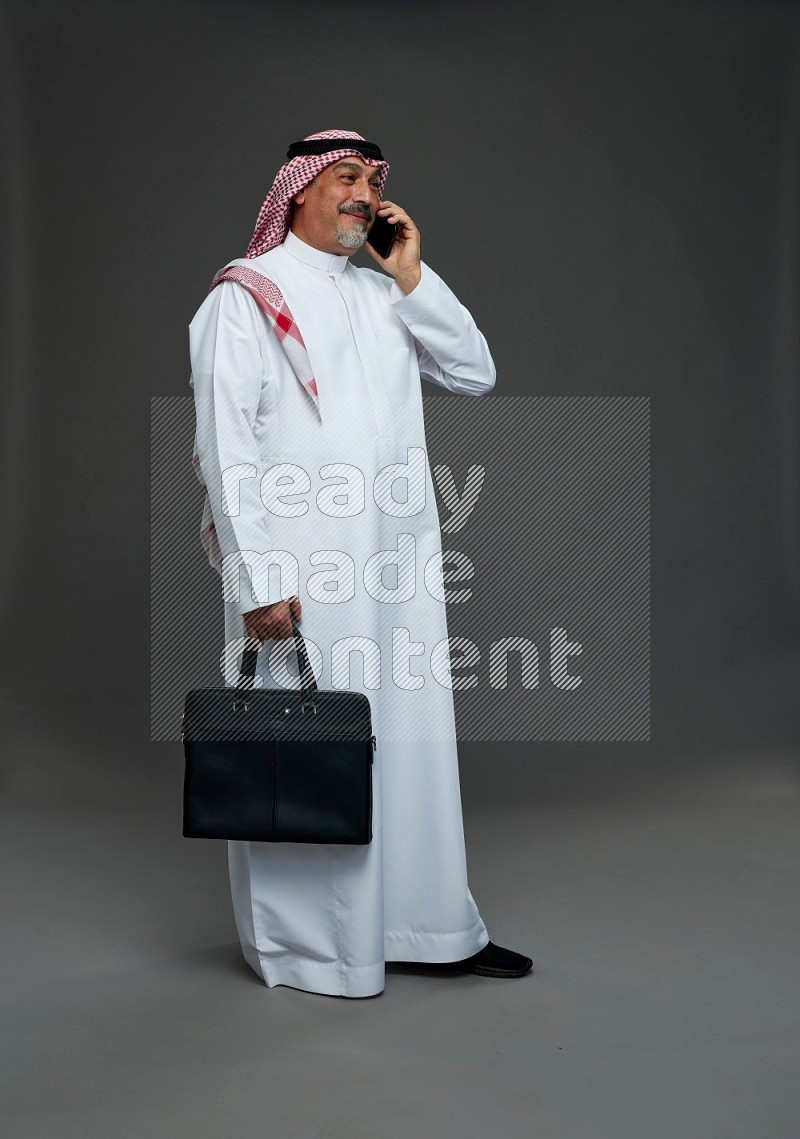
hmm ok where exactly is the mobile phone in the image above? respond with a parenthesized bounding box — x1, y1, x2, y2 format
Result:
(366, 212, 397, 259)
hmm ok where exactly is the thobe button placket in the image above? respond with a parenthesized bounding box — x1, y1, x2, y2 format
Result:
(331, 275, 395, 447)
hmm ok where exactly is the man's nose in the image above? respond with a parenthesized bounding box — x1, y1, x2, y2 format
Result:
(351, 181, 374, 210)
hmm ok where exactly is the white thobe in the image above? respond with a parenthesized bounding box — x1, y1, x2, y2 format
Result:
(188, 228, 495, 997)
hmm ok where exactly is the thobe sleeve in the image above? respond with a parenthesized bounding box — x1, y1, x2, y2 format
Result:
(189, 280, 289, 616)
(388, 261, 496, 395)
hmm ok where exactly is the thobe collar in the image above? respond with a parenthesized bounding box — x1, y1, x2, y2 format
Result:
(282, 228, 350, 276)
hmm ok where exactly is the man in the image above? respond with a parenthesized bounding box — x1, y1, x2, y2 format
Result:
(189, 129, 532, 997)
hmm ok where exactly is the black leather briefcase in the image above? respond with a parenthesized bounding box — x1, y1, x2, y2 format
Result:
(182, 621, 375, 844)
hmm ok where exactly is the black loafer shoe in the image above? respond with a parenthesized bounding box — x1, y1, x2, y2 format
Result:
(458, 940, 534, 978)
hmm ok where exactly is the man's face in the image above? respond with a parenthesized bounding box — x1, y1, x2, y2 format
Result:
(290, 156, 382, 255)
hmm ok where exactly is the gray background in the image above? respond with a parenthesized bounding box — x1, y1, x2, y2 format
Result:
(1, 1, 799, 1137)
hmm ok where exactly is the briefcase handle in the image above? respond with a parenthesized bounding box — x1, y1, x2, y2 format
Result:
(237, 617, 318, 708)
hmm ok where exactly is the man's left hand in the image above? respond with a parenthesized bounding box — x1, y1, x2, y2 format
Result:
(363, 200, 421, 294)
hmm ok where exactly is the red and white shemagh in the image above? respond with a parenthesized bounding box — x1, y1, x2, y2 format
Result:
(242, 127, 390, 259)
(209, 262, 320, 406)
(195, 130, 390, 576)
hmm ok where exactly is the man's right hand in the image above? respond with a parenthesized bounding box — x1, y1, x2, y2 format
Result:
(243, 595, 302, 643)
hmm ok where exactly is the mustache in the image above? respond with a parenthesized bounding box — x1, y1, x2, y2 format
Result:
(339, 206, 373, 221)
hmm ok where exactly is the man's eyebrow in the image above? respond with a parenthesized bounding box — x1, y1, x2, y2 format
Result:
(333, 161, 381, 179)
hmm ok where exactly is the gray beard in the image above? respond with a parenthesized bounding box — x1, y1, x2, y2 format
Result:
(336, 216, 369, 250)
